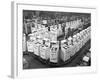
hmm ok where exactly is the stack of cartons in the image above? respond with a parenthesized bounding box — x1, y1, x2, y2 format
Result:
(22, 34, 26, 52)
(49, 41, 59, 63)
(39, 44, 49, 60)
(80, 30, 84, 47)
(43, 31, 50, 39)
(81, 30, 85, 46)
(61, 40, 66, 61)
(86, 27, 91, 41)
(76, 33, 81, 50)
(83, 29, 87, 45)
(33, 41, 42, 56)
(42, 20, 47, 24)
(64, 22, 70, 37)
(58, 24, 63, 36)
(27, 40, 34, 52)
(43, 38, 51, 59)
(67, 37, 74, 57)
(31, 27, 37, 33)
(37, 23, 42, 29)
(61, 40, 70, 61)
(24, 22, 32, 34)
(49, 32, 57, 41)
(79, 31, 83, 48)
(68, 19, 82, 30)
(72, 35, 77, 55)
(73, 35, 79, 53)
(65, 25, 69, 36)
(29, 33, 36, 41)
(49, 25, 57, 41)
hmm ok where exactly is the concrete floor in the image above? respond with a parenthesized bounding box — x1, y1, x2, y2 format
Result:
(23, 40, 90, 69)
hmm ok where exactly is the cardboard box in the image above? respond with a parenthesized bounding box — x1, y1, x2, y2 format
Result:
(36, 36, 43, 44)
(67, 37, 74, 58)
(43, 32, 50, 39)
(31, 27, 37, 33)
(72, 35, 80, 52)
(68, 37, 72, 45)
(22, 34, 26, 51)
(37, 24, 42, 29)
(29, 33, 36, 41)
(65, 46, 71, 61)
(24, 23, 32, 34)
(83, 56, 89, 62)
(69, 44, 75, 56)
(61, 45, 70, 61)
(40, 45, 47, 59)
(49, 32, 57, 41)
(50, 41, 59, 63)
(43, 38, 50, 47)
(65, 26, 68, 36)
(33, 42, 41, 56)
(42, 20, 47, 24)
(61, 40, 67, 61)
(76, 33, 81, 50)
(27, 40, 34, 52)
(58, 24, 63, 36)
(40, 44, 50, 60)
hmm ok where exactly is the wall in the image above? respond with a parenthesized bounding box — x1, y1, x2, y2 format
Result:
(0, 0, 99, 80)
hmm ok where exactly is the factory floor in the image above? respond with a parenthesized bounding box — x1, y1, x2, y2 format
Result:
(23, 40, 91, 69)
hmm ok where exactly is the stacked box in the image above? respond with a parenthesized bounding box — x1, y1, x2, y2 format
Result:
(44, 38, 50, 47)
(34, 22, 38, 28)
(83, 56, 90, 62)
(81, 30, 85, 46)
(39, 45, 50, 59)
(43, 31, 50, 39)
(83, 29, 87, 43)
(49, 32, 57, 41)
(22, 34, 26, 52)
(58, 24, 63, 36)
(45, 46, 50, 60)
(33, 42, 41, 56)
(85, 29, 88, 42)
(65, 46, 71, 60)
(65, 26, 68, 36)
(42, 20, 47, 24)
(50, 41, 59, 63)
(27, 40, 34, 52)
(67, 37, 73, 56)
(61, 40, 70, 61)
(74, 37, 79, 52)
(66, 22, 69, 28)
(76, 33, 81, 50)
(67, 37, 75, 57)
(80, 30, 84, 47)
(86, 27, 91, 41)
(32, 35, 43, 56)
(29, 33, 36, 41)
(72, 35, 78, 54)
(44, 38, 51, 59)
(69, 44, 75, 57)
(50, 25, 57, 39)
(24, 23, 32, 34)
(31, 27, 37, 33)
(79, 31, 83, 48)
(37, 24, 42, 29)
(61, 40, 66, 61)
(36, 35, 43, 43)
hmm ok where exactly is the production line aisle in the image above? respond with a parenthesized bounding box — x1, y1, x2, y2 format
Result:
(23, 39, 90, 69)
